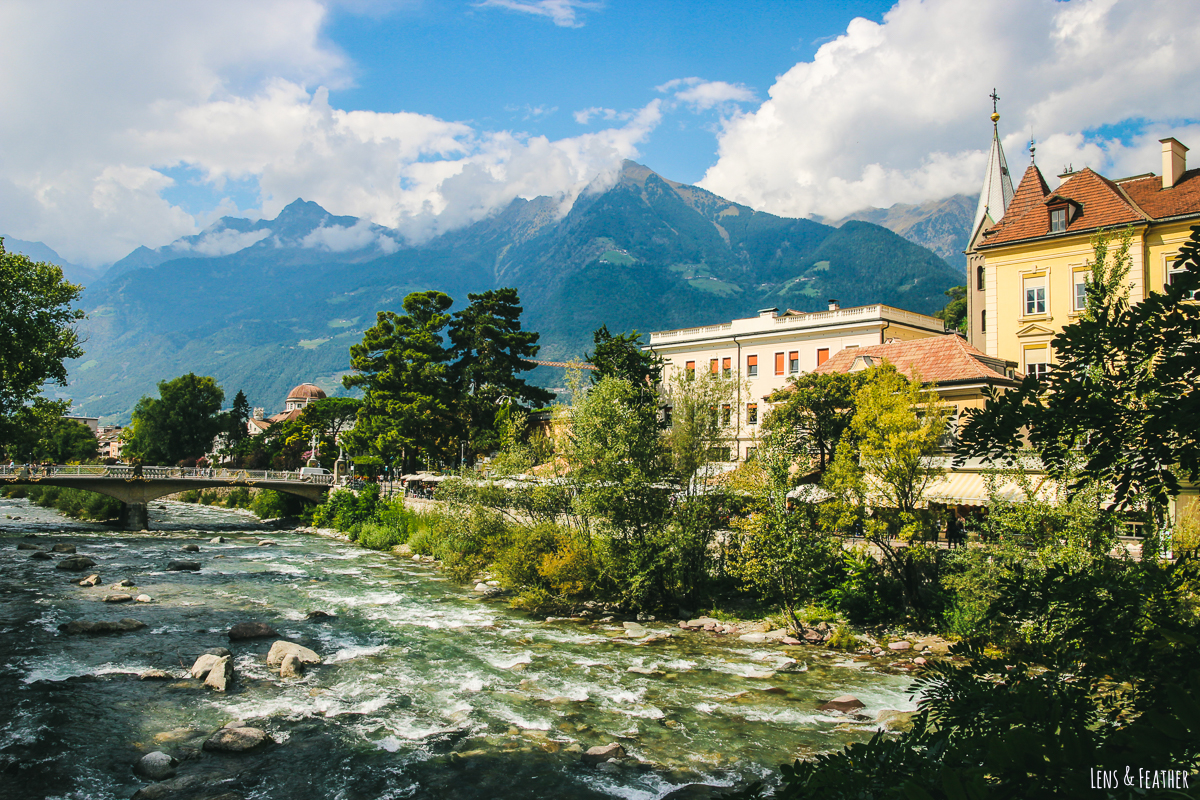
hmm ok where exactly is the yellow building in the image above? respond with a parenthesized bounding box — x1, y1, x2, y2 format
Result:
(969, 136, 1200, 375)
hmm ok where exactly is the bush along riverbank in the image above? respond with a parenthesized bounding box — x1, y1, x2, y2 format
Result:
(175, 486, 316, 520)
(2, 485, 122, 522)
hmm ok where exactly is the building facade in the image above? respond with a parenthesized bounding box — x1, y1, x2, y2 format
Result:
(971, 137, 1200, 374)
(247, 383, 328, 437)
(645, 302, 947, 461)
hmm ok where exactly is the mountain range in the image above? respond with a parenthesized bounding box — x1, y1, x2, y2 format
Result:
(22, 161, 969, 422)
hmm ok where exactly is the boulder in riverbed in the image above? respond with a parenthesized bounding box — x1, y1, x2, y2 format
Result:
(103, 594, 133, 603)
(58, 618, 146, 634)
(266, 640, 320, 666)
(203, 726, 269, 752)
(305, 610, 335, 621)
(229, 622, 278, 640)
(167, 560, 200, 571)
(582, 742, 626, 765)
(134, 751, 177, 781)
(111, 578, 135, 588)
(819, 695, 866, 713)
(205, 647, 232, 657)
(257, 540, 276, 547)
(190, 653, 222, 679)
(203, 656, 234, 691)
(136, 594, 152, 603)
(280, 653, 304, 678)
(51, 543, 76, 554)
(888, 640, 912, 651)
(140, 669, 175, 680)
(209, 536, 225, 544)
(181, 544, 200, 552)
(16, 542, 43, 551)
(78, 574, 101, 586)
(31, 550, 52, 560)
(56, 555, 96, 571)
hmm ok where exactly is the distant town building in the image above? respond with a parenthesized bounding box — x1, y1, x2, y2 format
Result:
(645, 302, 947, 461)
(65, 416, 100, 433)
(96, 425, 123, 460)
(246, 383, 328, 437)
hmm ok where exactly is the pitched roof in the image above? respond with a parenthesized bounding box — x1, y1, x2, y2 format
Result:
(1116, 168, 1200, 220)
(812, 335, 1016, 386)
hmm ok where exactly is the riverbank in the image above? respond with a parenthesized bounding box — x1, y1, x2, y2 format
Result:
(0, 497, 921, 800)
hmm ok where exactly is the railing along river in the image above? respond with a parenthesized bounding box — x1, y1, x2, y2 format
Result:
(0, 464, 336, 486)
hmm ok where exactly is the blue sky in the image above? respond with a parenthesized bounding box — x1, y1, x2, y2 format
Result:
(2, 0, 1198, 266)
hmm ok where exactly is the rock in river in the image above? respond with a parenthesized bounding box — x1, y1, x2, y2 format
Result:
(167, 560, 200, 571)
(280, 652, 304, 678)
(582, 742, 626, 765)
(31, 550, 52, 560)
(190, 653, 223, 680)
(818, 695, 866, 713)
(134, 751, 177, 780)
(203, 656, 234, 691)
(181, 544, 200, 552)
(56, 555, 97, 571)
(266, 640, 320, 666)
(16, 542, 43, 551)
(51, 543, 77, 553)
(203, 726, 269, 752)
(58, 618, 146, 635)
(77, 574, 101, 586)
(229, 622, 278, 640)
(139, 669, 175, 680)
(103, 594, 133, 603)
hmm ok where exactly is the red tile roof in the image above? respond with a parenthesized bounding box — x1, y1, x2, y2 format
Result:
(812, 335, 1016, 386)
(979, 162, 1200, 249)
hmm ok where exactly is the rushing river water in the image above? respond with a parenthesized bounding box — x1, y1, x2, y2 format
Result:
(0, 497, 917, 800)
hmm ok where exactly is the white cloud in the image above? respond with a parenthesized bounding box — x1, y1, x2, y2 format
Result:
(699, 0, 1200, 219)
(505, 103, 559, 120)
(176, 228, 272, 257)
(574, 106, 633, 125)
(0, 1, 653, 265)
(656, 77, 757, 112)
(475, 0, 601, 28)
(301, 219, 399, 252)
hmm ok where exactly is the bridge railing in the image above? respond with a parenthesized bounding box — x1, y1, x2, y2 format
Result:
(0, 464, 335, 486)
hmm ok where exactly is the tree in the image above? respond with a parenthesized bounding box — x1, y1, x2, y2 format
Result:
(586, 325, 662, 388)
(934, 285, 967, 333)
(123, 374, 225, 465)
(959, 225, 1200, 522)
(449, 288, 553, 459)
(764, 371, 868, 470)
(225, 390, 252, 451)
(0, 239, 84, 448)
(662, 366, 737, 483)
(343, 291, 456, 472)
(2, 399, 96, 464)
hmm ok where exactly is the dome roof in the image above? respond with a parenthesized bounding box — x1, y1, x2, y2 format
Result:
(286, 383, 327, 402)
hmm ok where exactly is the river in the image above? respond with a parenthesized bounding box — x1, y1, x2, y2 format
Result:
(0, 497, 917, 800)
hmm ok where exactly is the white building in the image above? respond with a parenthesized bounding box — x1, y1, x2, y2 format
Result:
(645, 302, 947, 461)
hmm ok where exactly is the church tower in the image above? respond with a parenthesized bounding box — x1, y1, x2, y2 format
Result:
(965, 91, 1014, 348)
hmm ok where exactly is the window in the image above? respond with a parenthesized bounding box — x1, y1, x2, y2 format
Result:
(1025, 345, 1050, 383)
(1168, 262, 1198, 299)
(774, 352, 785, 375)
(1024, 275, 1046, 316)
(816, 348, 830, 366)
(710, 358, 718, 375)
(722, 357, 731, 378)
(747, 403, 758, 425)
(685, 360, 695, 380)
(788, 351, 799, 374)
(721, 404, 731, 426)
(746, 354, 758, 377)
(1073, 271, 1089, 312)
(980, 309, 986, 333)
(976, 264, 985, 291)
(1050, 207, 1067, 233)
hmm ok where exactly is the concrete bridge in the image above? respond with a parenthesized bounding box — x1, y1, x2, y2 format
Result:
(1, 465, 335, 530)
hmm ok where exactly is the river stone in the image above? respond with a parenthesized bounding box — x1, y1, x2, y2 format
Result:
(51, 543, 77, 554)
(58, 618, 146, 634)
(136, 594, 152, 602)
(140, 669, 175, 680)
(623, 622, 648, 638)
(305, 610, 335, 621)
(103, 594, 133, 603)
(913, 656, 927, 666)
(204, 656, 234, 691)
(167, 560, 200, 571)
(582, 743, 625, 765)
(819, 695, 866, 713)
(229, 622, 278, 640)
(280, 652, 303, 678)
(190, 653, 222, 679)
(209, 536, 225, 543)
(888, 640, 912, 651)
(16, 542, 43, 551)
(203, 726, 268, 752)
(739, 633, 767, 643)
(30, 550, 52, 560)
(205, 647, 233, 657)
(112, 578, 135, 587)
(780, 636, 803, 646)
(56, 555, 96, 571)
(181, 544, 200, 552)
(257, 540, 276, 547)
(266, 640, 320, 666)
(78, 574, 101, 587)
(135, 751, 177, 780)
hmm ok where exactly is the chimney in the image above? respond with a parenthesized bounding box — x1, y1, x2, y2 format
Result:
(1161, 138, 1188, 189)
(757, 307, 778, 319)
(828, 299, 840, 311)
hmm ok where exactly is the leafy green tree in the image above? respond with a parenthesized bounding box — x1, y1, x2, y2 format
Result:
(39, 417, 99, 464)
(662, 366, 737, 483)
(343, 291, 456, 472)
(959, 225, 1200, 522)
(124, 374, 225, 465)
(449, 288, 553, 459)
(586, 325, 662, 388)
(0, 239, 84, 448)
(765, 371, 868, 470)
(934, 284, 967, 333)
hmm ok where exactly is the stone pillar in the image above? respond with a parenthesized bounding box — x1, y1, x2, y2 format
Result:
(333, 458, 346, 483)
(120, 502, 149, 531)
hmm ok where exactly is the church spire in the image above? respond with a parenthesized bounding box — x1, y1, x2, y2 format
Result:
(972, 89, 1015, 235)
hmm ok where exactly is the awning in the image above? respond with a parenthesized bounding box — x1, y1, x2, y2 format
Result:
(922, 471, 1058, 507)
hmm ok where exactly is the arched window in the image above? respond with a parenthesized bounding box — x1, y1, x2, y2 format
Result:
(976, 264, 985, 291)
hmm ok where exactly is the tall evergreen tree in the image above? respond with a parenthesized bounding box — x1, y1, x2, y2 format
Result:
(586, 325, 662, 388)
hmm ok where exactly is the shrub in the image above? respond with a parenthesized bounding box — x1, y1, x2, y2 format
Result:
(225, 487, 252, 508)
(178, 489, 200, 503)
(250, 490, 312, 519)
